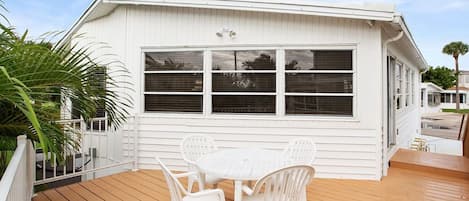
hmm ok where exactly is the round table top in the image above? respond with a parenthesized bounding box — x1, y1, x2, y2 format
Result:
(196, 148, 285, 181)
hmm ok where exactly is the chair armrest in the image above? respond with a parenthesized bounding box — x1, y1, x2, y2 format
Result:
(242, 185, 254, 196)
(174, 171, 198, 178)
(188, 189, 225, 200)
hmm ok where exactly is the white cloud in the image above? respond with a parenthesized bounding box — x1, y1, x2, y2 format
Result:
(4, 0, 92, 39)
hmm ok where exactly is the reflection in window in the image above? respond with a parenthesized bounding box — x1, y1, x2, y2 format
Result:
(286, 50, 352, 70)
(145, 74, 203, 92)
(396, 62, 403, 110)
(285, 50, 353, 116)
(145, 95, 202, 112)
(286, 73, 353, 93)
(145, 51, 203, 71)
(144, 52, 204, 112)
(213, 50, 276, 70)
(286, 96, 353, 116)
(212, 73, 275, 92)
(212, 50, 276, 114)
(213, 95, 276, 113)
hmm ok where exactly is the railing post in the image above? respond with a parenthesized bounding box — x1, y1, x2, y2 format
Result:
(26, 137, 35, 199)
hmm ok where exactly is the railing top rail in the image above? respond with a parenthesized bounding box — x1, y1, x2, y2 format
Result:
(0, 136, 27, 200)
(56, 116, 135, 124)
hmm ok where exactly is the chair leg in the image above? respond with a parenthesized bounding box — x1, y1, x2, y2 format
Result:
(197, 178, 205, 191)
(187, 177, 194, 192)
(301, 188, 307, 201)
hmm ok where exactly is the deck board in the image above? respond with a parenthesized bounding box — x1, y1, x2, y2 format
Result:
(55, 186, 85, 201)
(390, 149, 469, 179)
(34, 167, 469, 201)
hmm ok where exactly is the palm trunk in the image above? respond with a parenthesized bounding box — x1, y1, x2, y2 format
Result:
(455, 57, 460, 111)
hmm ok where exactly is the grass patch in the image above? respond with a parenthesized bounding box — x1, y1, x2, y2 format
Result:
(442, 108, 469, 113)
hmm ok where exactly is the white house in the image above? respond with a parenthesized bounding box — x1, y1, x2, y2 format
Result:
(420, 82, 444, 114)
(440, 86, 469, 110)
(64, 0, 427, 180)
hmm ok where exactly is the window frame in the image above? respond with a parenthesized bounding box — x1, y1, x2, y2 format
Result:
(142, 49, 205, 113)
(140, 45, 358, 120)
(405, 67, 410, 107)
(211, 49, 278, 114)
(283, 48, 356, 117)
(395, 61, 404, 111)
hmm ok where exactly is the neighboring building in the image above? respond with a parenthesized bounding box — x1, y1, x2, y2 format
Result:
(440, 86, 469, 110)
(420, 82, 444, 114)
(64, 0, 427, 180)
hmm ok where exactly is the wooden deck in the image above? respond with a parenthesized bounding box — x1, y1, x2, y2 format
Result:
(391, 149, 469, 179)
(33, 166, 469, 201)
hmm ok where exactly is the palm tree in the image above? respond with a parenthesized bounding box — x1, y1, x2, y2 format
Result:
(443, 41, 469, 111)
(0, 13, 132, 175)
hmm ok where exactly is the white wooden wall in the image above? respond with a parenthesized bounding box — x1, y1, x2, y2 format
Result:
(75, 5, 389, 180)
(387, 43, 421, 157)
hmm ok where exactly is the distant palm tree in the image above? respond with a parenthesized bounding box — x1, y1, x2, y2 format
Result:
(443, 41, 469, 111)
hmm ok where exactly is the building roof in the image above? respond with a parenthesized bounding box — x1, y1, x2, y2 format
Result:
(60, 0, 428, 69)
(448, 86, 469, 91)
(421, 82, 444, 92)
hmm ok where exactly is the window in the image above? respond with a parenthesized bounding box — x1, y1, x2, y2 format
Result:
(285, 50, 353, 116)
(142, 48, 355, 117)
(144, 51, 204, 112)
(421, 89, 425, 107)
(405, 68, 410, 107)
(396, 63, 403, 110)
(427, 93, 441, 106)
(411, 71, 415, 105)
(212, 50, 276, 113)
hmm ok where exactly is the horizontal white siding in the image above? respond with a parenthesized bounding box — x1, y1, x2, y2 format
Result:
(75, 5, 384, 180)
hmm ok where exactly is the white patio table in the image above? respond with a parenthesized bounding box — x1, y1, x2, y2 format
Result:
(197, 148, 286, 201)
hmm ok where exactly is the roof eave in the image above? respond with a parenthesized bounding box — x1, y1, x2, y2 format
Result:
(104, 0, 396, 21)
(393, 14, 428, 70)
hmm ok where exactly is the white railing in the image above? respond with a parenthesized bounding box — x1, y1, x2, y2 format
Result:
(0, 135, 35, 201)
(34, 117, 138, 185)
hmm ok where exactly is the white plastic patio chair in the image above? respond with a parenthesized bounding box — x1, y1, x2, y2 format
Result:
(242, 165, 315, 201)
(282, 138, 317, 166)
(157, 157, 226, 201)
(180, 135, 223, 191)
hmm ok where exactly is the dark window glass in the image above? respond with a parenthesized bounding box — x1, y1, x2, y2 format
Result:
(212, 95, 275, 113)
(212, 73, 275, 92)
(286, 73, 353, 93)
(145, 95, 202, 112)
(212, 50, 276, 70)
(286, 96, 353, 116)
(145, 52, 203, 71)
(145, 74, 203, 92)
(286, 50, 352, 70)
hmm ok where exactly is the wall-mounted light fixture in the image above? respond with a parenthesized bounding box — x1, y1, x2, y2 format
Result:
(216, 27, 236, 39)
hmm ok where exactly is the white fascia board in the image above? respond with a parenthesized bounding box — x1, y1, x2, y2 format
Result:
(422, 82, 444, 92)
(104, 0, 396, 21)
(394, 15, 428, 70)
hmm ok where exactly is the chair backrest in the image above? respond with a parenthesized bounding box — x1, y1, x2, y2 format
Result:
(180, 135, 218, 164)
(282, 138, 317, 166)
(157, 158, 188, 201)
(251, 165, 315, 201)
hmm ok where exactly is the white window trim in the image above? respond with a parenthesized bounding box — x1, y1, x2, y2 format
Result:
(405, 67, 410, 107)
(140, 45, 358, 121)
(395, 61, 404, 111)
(141, 48, 205, 113)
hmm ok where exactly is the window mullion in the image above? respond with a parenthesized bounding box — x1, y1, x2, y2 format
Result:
(204, 50, 212, 116)
(277, 49, 285, 116)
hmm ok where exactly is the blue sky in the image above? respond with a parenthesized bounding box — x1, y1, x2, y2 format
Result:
(4, 0, 469, 69)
